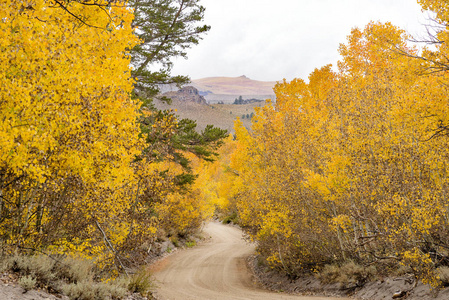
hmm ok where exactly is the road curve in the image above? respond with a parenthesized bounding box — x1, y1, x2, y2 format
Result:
(151, 221, 350, 300)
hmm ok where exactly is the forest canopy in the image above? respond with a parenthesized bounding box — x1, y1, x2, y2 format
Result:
(0, 0, 225, 280)
(209, 0, 449, 288)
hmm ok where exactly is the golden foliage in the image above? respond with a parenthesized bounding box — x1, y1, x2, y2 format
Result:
(215, 4, 449, 285)
(0, 0, 215, 275)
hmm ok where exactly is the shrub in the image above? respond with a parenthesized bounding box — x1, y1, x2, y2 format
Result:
(393, 264, 413, 277)
(186, 241, 196, 248)
(318, 261, 377, 288)
(18, 275, 36, 291)
(27, 255, 57, 284)
(437, 266, 449, 287)
(62, 281, 127, 300)
(62, 281, 99, 300)
(57, 256, 94, 283)
(6, 254, 56, 285)
(221, 212, 238, 224)
(2, 253, 133, 298)
(128, 268, 153, 296)
(170, 236, 179, 248)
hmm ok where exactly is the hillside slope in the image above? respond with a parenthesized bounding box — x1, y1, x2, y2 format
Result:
(190, 75, 277, 104)
(192, 75, 277, 95)
(152, 98, 262, 133)
(158, 84, 269, 133)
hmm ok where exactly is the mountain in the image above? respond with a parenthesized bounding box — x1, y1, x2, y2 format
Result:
(155, 76, 276, 132)
(152, 97, 261, 134)
(162, 86, 207, 105)
(191, 75, 277, 104)
(192, 75, 277, 95)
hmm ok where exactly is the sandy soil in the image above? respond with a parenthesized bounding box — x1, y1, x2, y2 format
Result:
(0, 283, 68, 300)
(150, 221, 349, 300)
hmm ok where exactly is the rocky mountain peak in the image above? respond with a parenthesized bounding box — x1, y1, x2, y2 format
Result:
(162, 86, 207, 105)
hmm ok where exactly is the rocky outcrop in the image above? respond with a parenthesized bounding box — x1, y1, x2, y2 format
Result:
(162, 86, 207, 105)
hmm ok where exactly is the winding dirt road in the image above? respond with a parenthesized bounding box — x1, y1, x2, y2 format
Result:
(151, 222, 350, 300)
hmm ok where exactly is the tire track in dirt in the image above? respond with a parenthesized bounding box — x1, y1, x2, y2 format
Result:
(151, 221, 350, 300)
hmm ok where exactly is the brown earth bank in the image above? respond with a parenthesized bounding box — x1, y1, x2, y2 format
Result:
(0, 235, 203, 300)
(0, 280, 148, 300)
(249, 255, 449, 300)
(0, 272, 149, 300)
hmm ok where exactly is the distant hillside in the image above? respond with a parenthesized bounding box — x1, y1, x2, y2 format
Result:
(191, 75, 277, 104)
(153, 97, 267, 134)
(202, 93, 275, 104)
(162, 86, 207, 105)
(192, 75, 276, 95)
(155, 76, 274, 132)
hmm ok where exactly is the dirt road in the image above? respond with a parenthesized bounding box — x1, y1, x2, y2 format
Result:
(151, 222, 350, 300)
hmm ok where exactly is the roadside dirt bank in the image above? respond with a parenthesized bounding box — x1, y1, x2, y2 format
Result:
(150, 221, 350, 300)
(4, 221, 447, 299)
(0, 273, 148, 300)
(249, 252, 449, 300)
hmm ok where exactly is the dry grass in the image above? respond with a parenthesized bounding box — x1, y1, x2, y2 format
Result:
(6, 253, 57, 285)
(57, 256, 95, 283)
(153, 99, 268, 133)
(128, 268, 154, 296)
(437, 266, 449, 286)
(18, 275, 36, 291)
(317, 261, 378, 288)
(1, 253, 151, 299)
(62, 280, 128, 300)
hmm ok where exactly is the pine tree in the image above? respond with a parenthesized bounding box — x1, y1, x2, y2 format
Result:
(130, 0, 210, 98)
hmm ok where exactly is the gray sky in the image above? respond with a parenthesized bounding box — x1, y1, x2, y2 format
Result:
(171, 0, 431, 82)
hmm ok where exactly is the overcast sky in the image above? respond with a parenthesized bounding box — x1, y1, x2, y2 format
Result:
(170, 0, 432, 82)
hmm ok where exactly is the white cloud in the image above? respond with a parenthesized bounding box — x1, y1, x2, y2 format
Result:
(171, 0, 429, 82)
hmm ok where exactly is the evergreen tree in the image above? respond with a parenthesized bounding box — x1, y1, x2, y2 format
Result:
(129, 0, 228, 189)
(130, 0, 210, 98)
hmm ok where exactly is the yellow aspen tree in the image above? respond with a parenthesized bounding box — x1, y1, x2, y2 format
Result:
(0, 0, 141, 268)
(225, 17, 449, 285)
